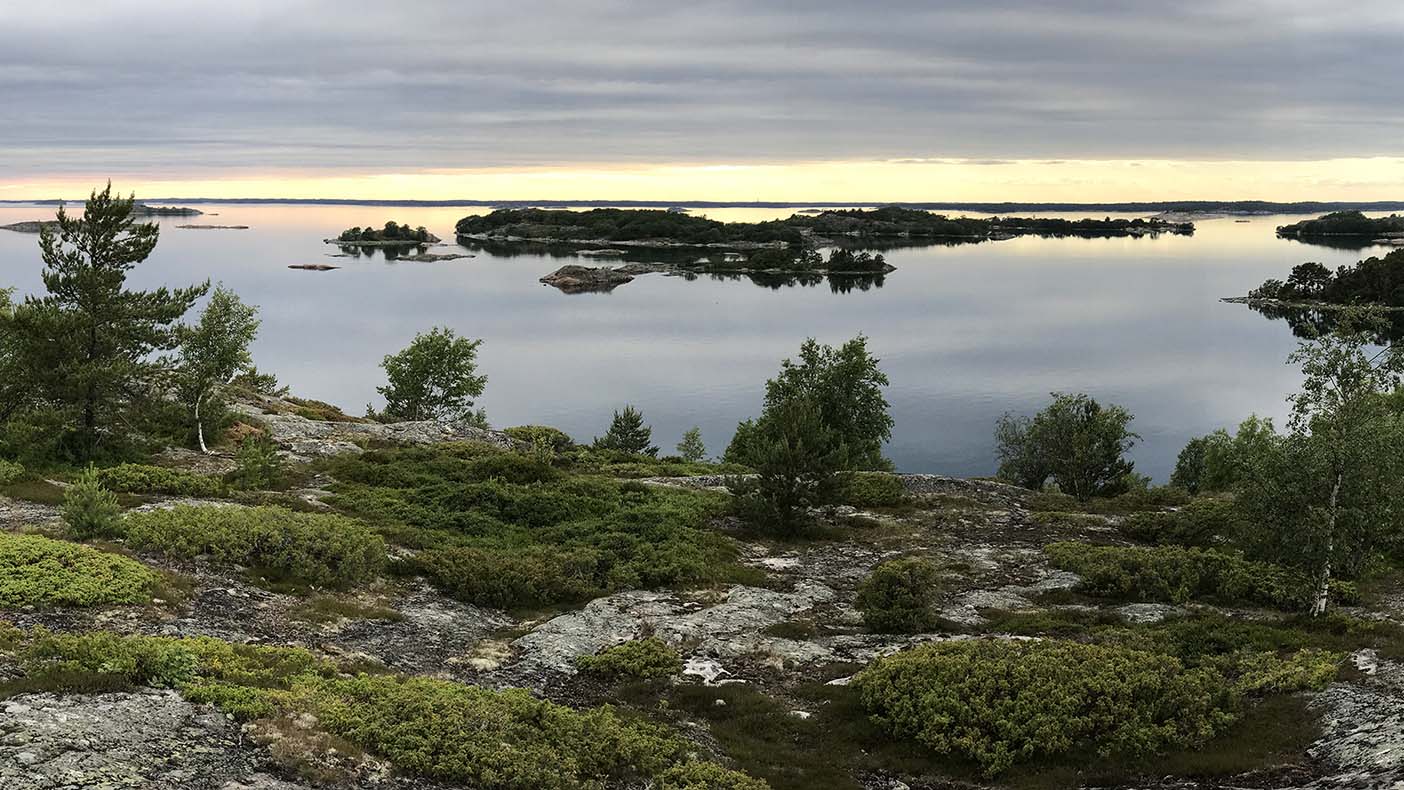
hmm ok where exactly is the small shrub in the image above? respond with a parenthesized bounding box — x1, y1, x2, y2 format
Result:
(228, 433, 284, 490)
(95, 463, 226, 498)
(576, 637, 683, 680)
(123, 505, 385, 588)
(18, 629, 327, 696)
(408, 545, 601, 609)
(0, 459, 24, 485)
(293, 674, 693, 788)
(1045, 541, 1336, 610)
(62, 466, 123, 539)
(854, 639, 1236, 776)
(832, 471, 907, 508)
(0, 533, 158, 607)
(1118, 498, 1238, 547)
(504, 425, 576, 453)
(855, 557, 941, 633)
(657, 761, 770, 790)
(1232, 648, 1342, 694)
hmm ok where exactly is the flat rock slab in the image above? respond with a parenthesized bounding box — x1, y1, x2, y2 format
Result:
(0, 690, 305, 790)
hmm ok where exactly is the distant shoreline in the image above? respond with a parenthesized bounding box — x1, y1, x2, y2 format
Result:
(6, 198, 1404, 215)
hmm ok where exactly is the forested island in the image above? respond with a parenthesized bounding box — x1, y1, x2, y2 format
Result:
(7, 187, 1404, 790)
(131, 204, 202, 216)
(455, 206, 1193, 249)
(1244, 248, 1404, 307)
(1276, 211, 1404, 244)
(333, 221, 439, 245)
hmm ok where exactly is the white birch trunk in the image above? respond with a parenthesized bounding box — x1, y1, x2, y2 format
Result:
(1311, 470, 1342, 617)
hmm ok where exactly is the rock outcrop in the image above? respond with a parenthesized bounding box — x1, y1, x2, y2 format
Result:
(538, 265, 636, 293)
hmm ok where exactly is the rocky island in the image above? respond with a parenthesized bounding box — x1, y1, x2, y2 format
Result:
(330, 221, 440, 246)
(131, 204, 203, 216)
(0, 220, 60, 234)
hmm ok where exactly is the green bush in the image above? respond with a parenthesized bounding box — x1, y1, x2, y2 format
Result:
(1118, 498, 1239, 547)
(576, 637, 683, 680)
(504, 425, 576, 453)
(295, 674, 705, 789)
(95, 463, 226, 497)
(61, 466, 123, 539)
(325, 445, 741, 607)
(854, 639, 1236, 776)
(228, 434, 284, 490)
(657, 761, 770, 790)
(1031, 485, 1190, 515)
(0, 459, 24, 485)
(0, 533, 157, 607)
(855, 557, 941, 633)
(832, 472, 907, 508)
(1045, 541, 1343, 610)
(409, 545, 601, 609)
(123, 505, 384, 588)
(1232, 648, 1342, 694)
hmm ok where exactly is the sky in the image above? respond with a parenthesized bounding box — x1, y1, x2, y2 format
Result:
(3, 0, 1404, 201)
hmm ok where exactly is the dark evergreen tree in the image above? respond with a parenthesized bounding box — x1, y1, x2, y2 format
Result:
(595, 405, 657, 456)
(4, 185, 207, 460)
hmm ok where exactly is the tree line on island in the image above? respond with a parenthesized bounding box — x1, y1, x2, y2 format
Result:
(336, 220, 437, 244)
(10, 186, 1404, 786)
(454, 206, 1194, 247)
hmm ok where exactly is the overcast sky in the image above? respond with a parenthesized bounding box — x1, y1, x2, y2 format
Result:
(3, 1, 1403, 198)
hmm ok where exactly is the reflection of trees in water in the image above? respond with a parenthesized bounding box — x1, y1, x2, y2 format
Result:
(459, 236, 986, 261)
(1249, 303, 1404, 344)
(679, 271, 885, 292)
(1280, 237, 1384, 252)
(332, 243, 429, 261)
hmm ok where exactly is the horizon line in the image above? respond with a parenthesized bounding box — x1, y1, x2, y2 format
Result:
(5, 197, 1404, 211)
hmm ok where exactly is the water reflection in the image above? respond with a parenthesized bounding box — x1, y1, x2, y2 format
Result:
(1244, 301, 1404, 344)
(4, 203, 1404, 480)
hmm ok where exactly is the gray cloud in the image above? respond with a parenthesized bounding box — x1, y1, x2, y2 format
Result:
(2, 0, 1402, 181)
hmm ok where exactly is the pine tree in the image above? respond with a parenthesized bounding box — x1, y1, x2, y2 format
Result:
(6, 185, 207, 460)
(62, 466, 122, 539)
(676, 426, 707, 462)
(595, 405, 658, 456)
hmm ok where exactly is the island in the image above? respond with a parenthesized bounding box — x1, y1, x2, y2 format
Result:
(456, 206, 1193, 250)
(330, 221, 440, 245)
(0, 220, 61, 234)
(1276, 211, 1404, 246)
(131, 204, 203, 216)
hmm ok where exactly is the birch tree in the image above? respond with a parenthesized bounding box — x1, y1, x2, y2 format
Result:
(177, 285, 260, 453)
(1239, 315, 1404, 615)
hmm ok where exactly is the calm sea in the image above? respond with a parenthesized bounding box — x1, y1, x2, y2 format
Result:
(2, 203, 1392, 480)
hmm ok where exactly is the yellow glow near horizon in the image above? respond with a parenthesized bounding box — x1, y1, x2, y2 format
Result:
(4, 157, 1404, 202)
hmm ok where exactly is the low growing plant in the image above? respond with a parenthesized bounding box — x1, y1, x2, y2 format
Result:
(576, 637, 683, 680)
(94, 463, 226, 498)
(122, 505, 385, 588)
(1045, 541, 1356, 611)
(855, 557, 942, 633)
(853, 639, 1236, 776)
(0, 533, 158, 607)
